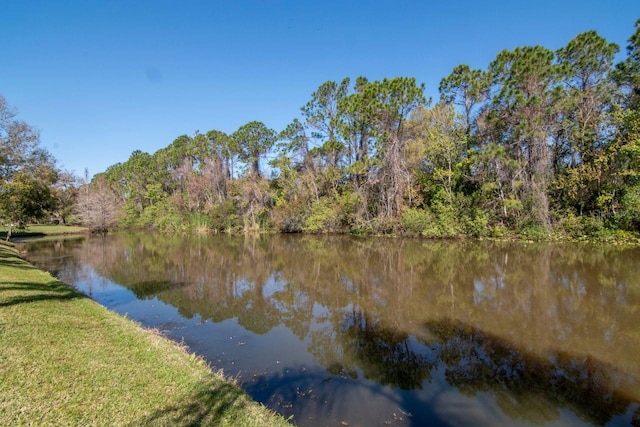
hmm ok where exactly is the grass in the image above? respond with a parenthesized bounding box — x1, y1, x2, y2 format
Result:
(0, 242, 291, 426)
(0, 224, 89, 241)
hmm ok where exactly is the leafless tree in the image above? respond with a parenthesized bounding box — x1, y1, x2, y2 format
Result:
(75, 171, 121, 231)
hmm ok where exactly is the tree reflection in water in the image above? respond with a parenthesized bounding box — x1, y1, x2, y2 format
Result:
(423, 319, 635, 425)
(22, 233, 640, 426)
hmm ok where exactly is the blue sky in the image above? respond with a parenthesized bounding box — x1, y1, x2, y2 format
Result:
(2, 0, 638, 177)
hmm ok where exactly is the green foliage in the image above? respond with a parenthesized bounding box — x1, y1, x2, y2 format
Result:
(209, 199, 241, 232)
(401, 195, 488, 238)
(558, 212, 588, 238)
(439, 64, 489, 128)
(186, 212, 213, 233)
(490, 224, 510, 238)
(585, 218, 623, 241)
(613, 19, 640, 108)
(619, 184, 640, 231)
(554, 212, 640, 241)
(232, 121, 277, 178)
(137, 200, 174, 229)
(0, 172, 57, 225)
(517, 222, 551, 240)
(0, 95, 62, 233)
(15, 20, 636, 241)
(401, 207, 434, 235)
(428, 192, 463, 237)
(461, 209, 490, 238)
(303, 192, 358, 233)
(304, 198, 340, 233)
(270, 197, 308, 233)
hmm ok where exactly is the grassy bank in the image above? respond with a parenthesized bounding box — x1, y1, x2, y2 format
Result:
(0, 242, 291, 426)
(1, 224, 89, 241)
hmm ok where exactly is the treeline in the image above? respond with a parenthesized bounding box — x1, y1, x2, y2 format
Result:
(3, 21, 640, 239)
(0, 95, 77, 239)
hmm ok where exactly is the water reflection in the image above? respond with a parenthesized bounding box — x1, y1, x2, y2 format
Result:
(426, 319, 636, 425)
(22, 233, 640, 426)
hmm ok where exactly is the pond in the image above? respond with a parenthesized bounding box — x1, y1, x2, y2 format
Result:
(20, 232, 640, 426)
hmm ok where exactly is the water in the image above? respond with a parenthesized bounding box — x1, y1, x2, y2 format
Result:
(19, 233, 640, 426)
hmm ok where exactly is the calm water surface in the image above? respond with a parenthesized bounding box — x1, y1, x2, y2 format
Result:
(20, 233, 640, 427)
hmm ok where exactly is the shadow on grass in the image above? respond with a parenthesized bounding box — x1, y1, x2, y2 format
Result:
(133, 379, 255, 427)
(0, 232, 46, 240)
(0, 258, 40, 271)
(0, 280, 86, 307)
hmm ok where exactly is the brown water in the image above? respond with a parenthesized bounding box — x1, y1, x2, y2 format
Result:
(20, 233, 640, 426)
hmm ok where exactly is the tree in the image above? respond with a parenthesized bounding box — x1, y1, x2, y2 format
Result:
(103, 149, 166, 223)
(0, 95, 60, 238)
(484, 46, 561, 227)
(412, 103, 467, 207)
(337, 77, 377, 170)
(607, 109, 640, 229)
(556, 31, 619, 161)
(439, 64, 489, 132)
(552, 31, 620, 216)
(232, 121, 276, 178)
(51, 170, 79, 224)
(75, 172, 122, 231)
(613, 19, 640, 109)
(277, 118, 314, 172)
(1, 171, 57, 240)
(300, 78, 350, 168)
(371, 77, 427, 219)
(206, 128, 236, 182)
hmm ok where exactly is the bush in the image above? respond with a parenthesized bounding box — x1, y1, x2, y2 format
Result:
(304, 199, 340, 233)
(581, 215, 605, 236)
(270, 199, 308, 233)
(401, 207, 433, 235)
(303, 192, 358, 233)
(558, 212, 585, 238)
(431, 202, 462, 237)
(209, 199, 241, 232)
(462, 209, 490, 237)
(187, 213, 212, 234)
(137, 203, 164, 228)
(155, 212, 185, 233)
(490, 224, 510, 238)
(619, 184, 640, 231)
(518, 223, 550, 240)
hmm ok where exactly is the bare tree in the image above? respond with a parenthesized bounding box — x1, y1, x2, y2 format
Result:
(75, 171, 121, 231)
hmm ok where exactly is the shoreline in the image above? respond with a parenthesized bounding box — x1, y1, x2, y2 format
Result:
(0, 242, 291, 426)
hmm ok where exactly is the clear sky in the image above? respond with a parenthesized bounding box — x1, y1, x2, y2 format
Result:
(1, 0, 638, 177)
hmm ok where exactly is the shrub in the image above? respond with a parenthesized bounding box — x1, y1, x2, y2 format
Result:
(304, 199, 339, 233)
(401, 207, 433, 235)
(581, 215, 605, 236)
(270, 199, 308, 233)
(518, 223, 550, 240)
(558, 212, 585, 238)
(209, 199, 241, 232)
(620, 184, 640, 231)
(462, 209, 490, 237)
(303, 192, 358, 233)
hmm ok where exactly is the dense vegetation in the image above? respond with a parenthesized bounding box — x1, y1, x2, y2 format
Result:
(2, 21, 640, 239)
(0, 97, 76, 239)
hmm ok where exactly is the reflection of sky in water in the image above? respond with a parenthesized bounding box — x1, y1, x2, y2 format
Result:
(262, 273, 287, 298)
(232, 278, 252, 298)
(73, 268, 139, 308)
(473, 275, 508, 306)
(21, 235, 640, 427)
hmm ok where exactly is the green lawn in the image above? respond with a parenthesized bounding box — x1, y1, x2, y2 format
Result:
(0, 224, 89, 240)
(0, 243, 291, 426)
